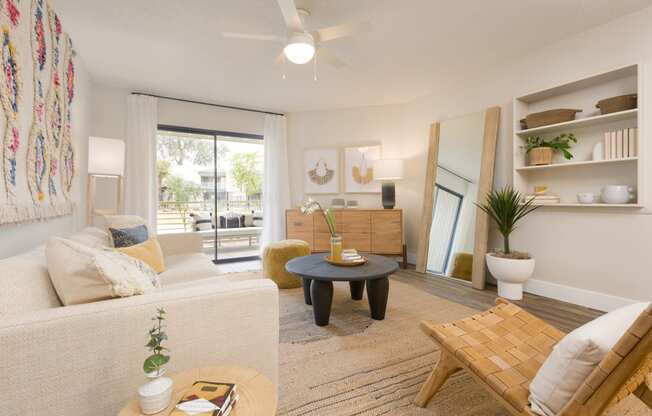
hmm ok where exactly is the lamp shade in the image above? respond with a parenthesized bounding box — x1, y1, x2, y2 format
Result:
(373, 159, 403, 180)
(88, 137, 125, 175)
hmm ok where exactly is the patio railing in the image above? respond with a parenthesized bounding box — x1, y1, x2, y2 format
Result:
(158, 199, 262, 234)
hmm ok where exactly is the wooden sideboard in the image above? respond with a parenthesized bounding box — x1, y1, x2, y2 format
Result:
(285, 208, 407, 268)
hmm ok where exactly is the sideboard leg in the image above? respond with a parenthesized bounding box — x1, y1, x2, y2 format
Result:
(402, 244, 408, 269)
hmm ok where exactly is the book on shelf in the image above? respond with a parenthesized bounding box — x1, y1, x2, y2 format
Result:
(525, 194, 560, 205)
(170, 381, 237, 416)
(603, 128, 637, 160)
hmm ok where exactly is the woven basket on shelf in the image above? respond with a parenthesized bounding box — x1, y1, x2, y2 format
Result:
(522, 109, 582, 129)
(528, 147, 553, 166)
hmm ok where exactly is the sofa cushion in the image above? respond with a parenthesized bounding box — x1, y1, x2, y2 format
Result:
(117, 238, 166, 273)
(104, 215, 148, 247)
(159, 253, 219, 285)
(68, 227, 111, 248)
(529, 301, 650, 416)
(109, 224, 149, 248)
(0, 246, 62, 316)
(47, 238, 160, 306)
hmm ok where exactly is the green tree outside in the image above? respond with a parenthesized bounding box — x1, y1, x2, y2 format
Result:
(162, 174, 202, 231)
(231, 152, 262, 197)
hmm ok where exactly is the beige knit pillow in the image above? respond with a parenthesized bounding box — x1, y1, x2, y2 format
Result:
(46, 237, 160, 306)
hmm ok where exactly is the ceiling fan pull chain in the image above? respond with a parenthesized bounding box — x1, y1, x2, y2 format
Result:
(313, 51, 318, 81)
(282, 54, 287, 80)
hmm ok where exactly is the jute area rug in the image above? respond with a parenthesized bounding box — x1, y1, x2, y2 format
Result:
(231, 272, 650, 415)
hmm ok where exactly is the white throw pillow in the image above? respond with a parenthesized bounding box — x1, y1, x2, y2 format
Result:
(529, 301, 650, 416)
(46, 238, 160, 306)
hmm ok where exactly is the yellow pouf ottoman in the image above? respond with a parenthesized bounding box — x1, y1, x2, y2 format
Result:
(262, 240, 311, 289)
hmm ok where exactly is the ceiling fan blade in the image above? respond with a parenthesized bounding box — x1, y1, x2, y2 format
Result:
(317, 48, 346, 69)
(276, 0, 304, 33)
(222, 32, 284, 42)
(315, 21, 371, 42)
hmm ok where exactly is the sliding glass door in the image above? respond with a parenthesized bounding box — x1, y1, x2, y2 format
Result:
(156, 126, 263, 263)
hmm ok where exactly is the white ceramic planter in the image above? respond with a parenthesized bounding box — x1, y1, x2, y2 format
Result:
(485, 254, 535, 300)
(138, 371, 173, 415)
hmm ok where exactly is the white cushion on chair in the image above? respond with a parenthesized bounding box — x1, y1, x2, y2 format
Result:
(529, 301, 650, 416)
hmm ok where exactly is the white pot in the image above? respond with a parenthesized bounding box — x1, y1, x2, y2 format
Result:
(138, 372, 173, 415)
(601, 185, 635, 204)
(485, 253, 535, 300)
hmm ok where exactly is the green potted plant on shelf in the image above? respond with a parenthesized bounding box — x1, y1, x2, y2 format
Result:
(300, 198, 341, 261)
(138, 308, 174, 415)
(476, 187, 539, 300)
(525, 133, 577, 166)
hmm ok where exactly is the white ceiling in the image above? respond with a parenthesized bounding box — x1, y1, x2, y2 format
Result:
(54, 0, 651, 113)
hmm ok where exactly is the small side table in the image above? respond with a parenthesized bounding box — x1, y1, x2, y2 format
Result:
(119, 366, 276, 416)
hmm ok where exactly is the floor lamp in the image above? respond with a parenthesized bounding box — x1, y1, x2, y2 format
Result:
(87, 137, 125, 225)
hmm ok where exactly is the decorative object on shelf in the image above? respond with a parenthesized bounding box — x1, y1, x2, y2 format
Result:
(534, 185, 547, 195)
(301, 198, 341, 261)
(303, 148, 339, 194)
(592, 142, 604, 161)
(373, 159, 403, 209)
(525, 194, 560, 205)
(596, 93, 637, 115)
(601, 185, 635, 204)
(346, 199, 359, 208)
(522, 108, 582, 129)
(476, 187, 539, 300)
(577, 192, 597, 204)
(604, 128, 637, 160)
(344, 145, 381, 193)
(331, 198, 345, 208)
(525, 133, 577, 166)
(138, 308, 173, 415)
(87, 137, 125, 224)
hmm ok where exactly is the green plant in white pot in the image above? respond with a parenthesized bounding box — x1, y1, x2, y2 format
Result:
(476, 187, 539, 300)
(138, 308, 174, 415)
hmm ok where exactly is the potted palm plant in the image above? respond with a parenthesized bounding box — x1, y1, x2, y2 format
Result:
(476, 187, 539, 300)
(525, 133, 577, 166)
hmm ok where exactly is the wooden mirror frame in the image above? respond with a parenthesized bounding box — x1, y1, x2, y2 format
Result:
(415, 106, 501, 289)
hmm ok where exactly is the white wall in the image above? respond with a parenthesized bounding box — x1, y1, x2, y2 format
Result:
(288, 6, 652, 309)
(0, 59, 95, 258)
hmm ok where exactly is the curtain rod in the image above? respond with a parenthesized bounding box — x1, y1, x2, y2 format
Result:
(130, 92, 285, 116)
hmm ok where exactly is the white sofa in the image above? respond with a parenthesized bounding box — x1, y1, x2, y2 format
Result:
(0, 227, 279, 416)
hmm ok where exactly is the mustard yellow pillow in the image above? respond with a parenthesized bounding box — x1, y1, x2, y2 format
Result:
(116, 238, 166, 273)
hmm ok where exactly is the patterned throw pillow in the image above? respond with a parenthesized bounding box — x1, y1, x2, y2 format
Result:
(109, 224, 149, 248)
(46, 238, 160, 306)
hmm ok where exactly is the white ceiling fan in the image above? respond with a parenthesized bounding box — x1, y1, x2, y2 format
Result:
(223, 0, 370, 69)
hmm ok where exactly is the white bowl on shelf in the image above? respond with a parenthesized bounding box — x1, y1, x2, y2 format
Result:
(577, 192, 597, 204)
(601, 185, 635, 204)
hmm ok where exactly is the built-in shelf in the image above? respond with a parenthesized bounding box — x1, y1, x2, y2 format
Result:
(527, 203, 642, 208)
(513, 64, 643, 209)
(515, 157, 638, 172)
(516, 109, 638, 136)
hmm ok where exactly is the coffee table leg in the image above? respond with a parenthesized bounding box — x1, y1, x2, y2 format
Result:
(367, 277, 389, 320)
(310, 280, 333, 326)
(349, 281, 365, 300)
(302, 278, 312, 305)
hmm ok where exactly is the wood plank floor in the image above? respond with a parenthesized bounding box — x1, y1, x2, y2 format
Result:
(221, 260, 602, 332)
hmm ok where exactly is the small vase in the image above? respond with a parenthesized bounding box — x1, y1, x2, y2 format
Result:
(138, 368, 173, 415)
(330, 235, 343, 262)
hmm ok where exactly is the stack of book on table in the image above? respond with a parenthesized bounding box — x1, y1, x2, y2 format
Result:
(524, 194, 560, 205)
(171, 381, 238, 416)
(342, 249, 363, 262)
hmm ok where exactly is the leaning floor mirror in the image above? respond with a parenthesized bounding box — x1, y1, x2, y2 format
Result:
(416, 107, 500, 289)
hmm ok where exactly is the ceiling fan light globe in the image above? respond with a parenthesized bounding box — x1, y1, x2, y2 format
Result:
(284, 32, 315, 64)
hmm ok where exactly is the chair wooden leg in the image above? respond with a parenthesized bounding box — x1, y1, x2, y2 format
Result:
(414, 350, 461, 407)
(634, 383, 652, 409)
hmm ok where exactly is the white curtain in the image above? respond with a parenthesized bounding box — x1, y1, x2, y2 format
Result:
(124, 95, 158, 231)
(261, 115, 291, 251)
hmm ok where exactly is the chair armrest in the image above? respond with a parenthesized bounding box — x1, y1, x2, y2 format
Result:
(0, 278, 279, 415)
(156, 232, 203, 256)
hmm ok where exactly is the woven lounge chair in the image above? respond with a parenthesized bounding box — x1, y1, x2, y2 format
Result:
(414, 299, 652, 415)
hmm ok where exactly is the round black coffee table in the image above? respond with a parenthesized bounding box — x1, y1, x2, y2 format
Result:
(285, 254, 399, 326)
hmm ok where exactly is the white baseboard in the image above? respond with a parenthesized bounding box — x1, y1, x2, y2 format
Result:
(524, 279, 638, 312)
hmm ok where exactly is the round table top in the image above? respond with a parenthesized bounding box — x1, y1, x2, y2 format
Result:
(285, 254, 399, 281)
(119, 366, 276, 416)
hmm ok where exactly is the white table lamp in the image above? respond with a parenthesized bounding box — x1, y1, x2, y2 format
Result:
(87, 137, 125, 223)
(373, 159, 403, 209)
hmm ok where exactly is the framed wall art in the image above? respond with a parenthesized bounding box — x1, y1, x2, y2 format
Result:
(344, 145, 381, 193)
(303, 148, 339, 194)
